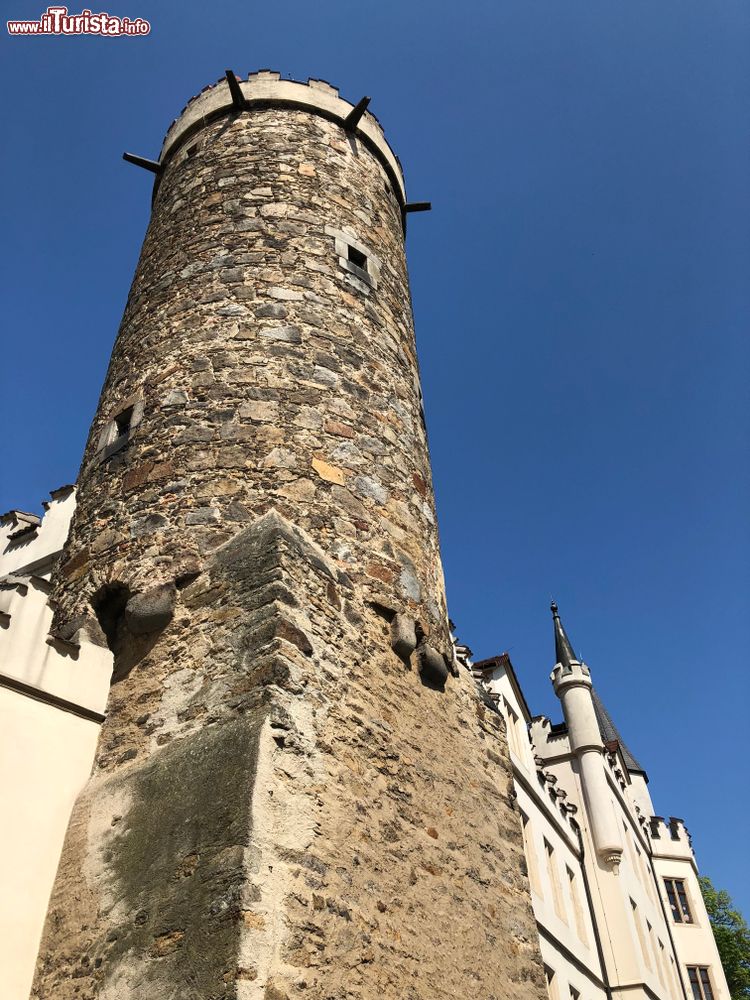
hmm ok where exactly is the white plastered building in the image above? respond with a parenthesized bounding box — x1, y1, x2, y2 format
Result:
(0, 490, 112, 1000)
(467, 603, 730, 1000)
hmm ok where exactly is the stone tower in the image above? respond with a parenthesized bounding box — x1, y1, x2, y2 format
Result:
(32, 72, 545, 999)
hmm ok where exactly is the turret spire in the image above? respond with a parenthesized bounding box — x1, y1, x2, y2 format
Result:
(549, 602, 646, 776)
(550, 601, 578, 670)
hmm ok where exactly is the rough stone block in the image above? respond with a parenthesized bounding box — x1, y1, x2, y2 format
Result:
(161, 390, 189, 407)
(260, 326, 302, 344)
(311, 458, 346, 485)
(391, 614, 417, 660)
(255, 303, 288, 319)
(419, 644, 449, 688)
(185, 507, 221, 525)
(353, 475, 388, 505)
(124, 583, 176, 635)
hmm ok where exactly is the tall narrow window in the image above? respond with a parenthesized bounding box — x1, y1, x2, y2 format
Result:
(567, 865, 588, 944)
(504, 698, 521, 757)
(520, 811, 542, 897)
(664, 878, 693, 923)
(645, 861, 658, 905)
(687, 967, 715, 1000)
(114, 405, 135, 439)
(631, 899, 652, 971)
(544, 966, 559, 1000)
(647, 921, 658, 977)
(670, 956, 683, 999)
(635, 843, 652, 900)
(544, 839, 566, 923)
(658, 941, 670, 990)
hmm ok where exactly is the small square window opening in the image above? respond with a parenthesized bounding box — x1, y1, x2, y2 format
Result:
(347, 245, 368, 272)
(96, 398, 143, 463)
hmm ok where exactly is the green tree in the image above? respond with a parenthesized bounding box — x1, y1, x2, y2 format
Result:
(699, 876, 750, 999)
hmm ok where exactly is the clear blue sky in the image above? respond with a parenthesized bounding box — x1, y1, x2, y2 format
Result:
(1, 1, 748, 913)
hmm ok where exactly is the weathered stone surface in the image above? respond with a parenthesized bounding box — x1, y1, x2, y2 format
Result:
(400, 562, 422, 602)
(130, 513, 168, 537)
(391, 612, 417, 660)
(37, 80, 545, 1000)
(268, 286, 304, 301)
(185, 506, 220, 525)
(255, 302, 288, 319)
(240, 400, 279, 423)
(324, 419, 355, 438)
(419, 642, 450, 687)
(259, 325, 301, 343)
(161, 389, 189, 406)
(311, 457, 346, 485)
(353, 474, 388, 505)
(124, 583, 176, 635)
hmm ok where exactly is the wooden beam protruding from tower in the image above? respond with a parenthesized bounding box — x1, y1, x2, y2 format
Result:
(122, 152, 162, 174)
(405, 202, 432, 213)
(344, 96, 371, 132)
(225, 69, 247, 110)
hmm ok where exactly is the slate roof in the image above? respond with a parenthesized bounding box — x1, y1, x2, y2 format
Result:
(591, 686, 646, 776)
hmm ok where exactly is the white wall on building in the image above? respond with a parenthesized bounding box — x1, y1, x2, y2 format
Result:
(0, 688, 101, 1000)
(0, 489, 112, 1000)
(472, 644, 731, 1000)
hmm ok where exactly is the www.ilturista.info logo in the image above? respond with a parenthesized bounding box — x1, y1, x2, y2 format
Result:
(8, 5, 150, 35)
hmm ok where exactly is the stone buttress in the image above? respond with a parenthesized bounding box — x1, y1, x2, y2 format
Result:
(31, 72, 546, 1000)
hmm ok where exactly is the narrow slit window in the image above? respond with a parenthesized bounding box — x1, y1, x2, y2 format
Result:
(631, 899, 652, 971)
(567, 866, 588, 944)
(503, 698, 521, 756)
(347, 244, 368, 272)
(520, 811, 542, 897)
(115, 406, 135, 438)
(544, 839, 566, 923)
(544, 966, 558, 1000)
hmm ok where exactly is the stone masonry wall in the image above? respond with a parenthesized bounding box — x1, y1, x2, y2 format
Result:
(54, 98, 446, 644)
(33, 77, 546, 1000)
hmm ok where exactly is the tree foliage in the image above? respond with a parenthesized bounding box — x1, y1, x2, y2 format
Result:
(700, 876, 750, 999)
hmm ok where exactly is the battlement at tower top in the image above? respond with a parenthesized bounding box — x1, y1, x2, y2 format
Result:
(157, 70, 407, 202)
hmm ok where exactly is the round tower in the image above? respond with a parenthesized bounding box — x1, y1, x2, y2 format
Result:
(33, 73, 547, 1000)
(54, 70, 447, 657)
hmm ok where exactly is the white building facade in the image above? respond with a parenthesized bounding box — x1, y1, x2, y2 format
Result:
(469, 604, 730, 1000)
(0, 490, 112, 1000)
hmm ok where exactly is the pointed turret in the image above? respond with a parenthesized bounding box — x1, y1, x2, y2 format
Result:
(549, 601, 624, 865)
(550, 602, 645, 776)
(551, 600, 578, 670)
